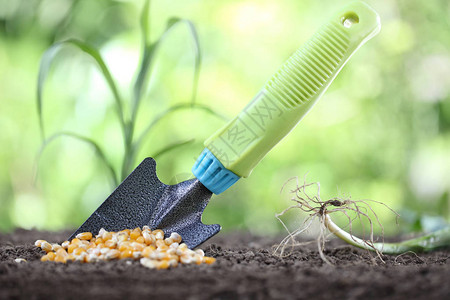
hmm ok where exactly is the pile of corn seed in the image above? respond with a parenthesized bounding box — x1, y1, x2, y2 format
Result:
(35, 226, 215, 269)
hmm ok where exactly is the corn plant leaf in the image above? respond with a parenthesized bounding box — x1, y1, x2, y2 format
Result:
(140, 0, 151, 48)
(152, 139, 195, 159)
(37, 131, 118, 187)
(167, 17, 201, 106)
(135, 102, 228, 151)
(132, 17, 202, 123)
(37, 38, 126, 139)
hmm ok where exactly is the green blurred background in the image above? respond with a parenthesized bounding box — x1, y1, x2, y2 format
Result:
(0, 0, 449, 236)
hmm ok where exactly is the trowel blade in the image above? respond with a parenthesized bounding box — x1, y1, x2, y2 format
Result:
(70, 157, 220, 248)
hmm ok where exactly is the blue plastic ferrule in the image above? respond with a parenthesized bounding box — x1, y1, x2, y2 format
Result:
(192, 148, 240, 194)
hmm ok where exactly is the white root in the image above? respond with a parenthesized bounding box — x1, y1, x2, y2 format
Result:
(274, 176, 397, 264)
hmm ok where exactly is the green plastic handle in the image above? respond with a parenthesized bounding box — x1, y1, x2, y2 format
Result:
(205, 2, 381, 178)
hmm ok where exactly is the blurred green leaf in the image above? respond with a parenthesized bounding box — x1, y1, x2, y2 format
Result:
(37, 132, 118, 187)
(167, 17, 201, 105)
(135, 102, 227, 152)
(37, 39, 126, 139)
(132, 17, 202, 123)
(152, 139, 195, 159)
(140, 0, 151, 48)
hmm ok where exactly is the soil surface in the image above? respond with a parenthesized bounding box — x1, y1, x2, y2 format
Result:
(0, 229, 449, 300)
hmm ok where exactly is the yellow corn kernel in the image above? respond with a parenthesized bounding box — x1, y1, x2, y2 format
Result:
(140, 258, 157, 269)
(76, 232, 93, 241)
(178, 243, 188, 251)
(168, 242, 178, 249)
(166, 248, 176, 255)
(104, 240, 116, 249)
(73, 248, 86, 256)
(85, 254, 98, 263)
(119, 229, 130, 236)
(97, 228, 106, 238)
(56, 248, 68, 257)
(61, 241, 70, 249)
(132, 251, 142, 259)
(100, 247, 110, 255)
(40, 255, 50, 262)
(142, 246, 155, 258)
(195, 249, 205, 257)
(76, 244, 87, 251)
(145, 250, 156, 260)
(155, 240, 166, 248)
(142, 230, 152, 237)
(143, 231, 156, 245)
(117, 233, 128, 242)
(185, 249, 196, 256)
(130, 231, 141, 240)
(71, 238, 81, 245)
(119, 249, 133, 259)
(95, 238, 104, 245)
(119, 242, 131, 252)
(172, 254, 180, 262)
(131, 242, 144, 251)
(203, 257, 216, 264)
(135, 236, 145, 244)
(54, 255, 66, 263)
(169, 232, 182, 244)
(102, 231, 113, 241)
(157, 260, 170, 269)
(75, 253, 86, 262)
(154, 251, 169, 260)
(163, 254, 179, 262)
(168, 259, 178, 267)
(158, 244, 169, 251)
(68, 243, 79, 253)
(180, 255, 194, 264)
(119, 246, 132, 256)
(47, 252, 56, 260)
(66, 254, 75, 262)
(106, 249, 120, 260)
(142, 225, 151, 231)
(153, 229, 164, 240)
(34, 240, 45, 247)
(52, 244, 62, 252)
(195, 255, 202, 265)
(87, 248, 100, 256)
(40, 241, 53, 253)
(164, 238, 174, 246)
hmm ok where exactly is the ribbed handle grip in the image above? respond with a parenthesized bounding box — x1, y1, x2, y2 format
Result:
(204, 2, 380, 178)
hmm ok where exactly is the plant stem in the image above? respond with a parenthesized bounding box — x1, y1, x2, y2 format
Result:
(121, 121, 135, 181)
(324, 215, 450, 254)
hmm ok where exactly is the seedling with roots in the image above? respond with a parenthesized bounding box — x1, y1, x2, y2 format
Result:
(275, 176, 450, 264)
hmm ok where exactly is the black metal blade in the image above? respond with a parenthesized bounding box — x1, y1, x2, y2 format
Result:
(70, 157, 220, 248)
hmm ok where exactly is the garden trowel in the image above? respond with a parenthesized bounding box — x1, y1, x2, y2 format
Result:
(71, 2, 381, 248)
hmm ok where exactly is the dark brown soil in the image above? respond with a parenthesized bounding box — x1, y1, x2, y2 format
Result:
(1, 229, 449, 300)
